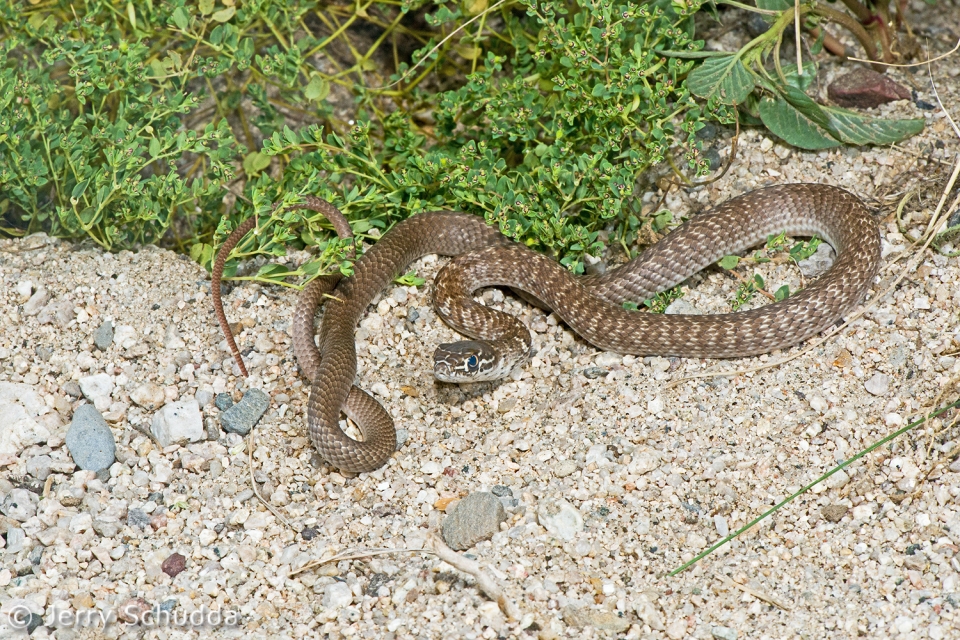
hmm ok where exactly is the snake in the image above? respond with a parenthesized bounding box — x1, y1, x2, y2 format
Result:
(213, 183, 880, 474)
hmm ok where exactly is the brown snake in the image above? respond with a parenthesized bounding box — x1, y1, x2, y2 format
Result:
(213, 183, 880, 473)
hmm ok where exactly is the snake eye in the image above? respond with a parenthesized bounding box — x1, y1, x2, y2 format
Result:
(466, 355, 479, 371)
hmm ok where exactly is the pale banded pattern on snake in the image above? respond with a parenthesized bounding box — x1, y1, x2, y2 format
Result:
(215, 183, 880, 473)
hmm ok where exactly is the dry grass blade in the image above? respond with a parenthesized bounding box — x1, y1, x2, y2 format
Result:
(715, 573, 792, 611)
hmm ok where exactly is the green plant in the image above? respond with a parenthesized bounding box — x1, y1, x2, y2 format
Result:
(672, 0, 924, 150)
(0, 0, 929, 278)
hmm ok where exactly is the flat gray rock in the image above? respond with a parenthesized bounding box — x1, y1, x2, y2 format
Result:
(66, 404, 116, 472)
(220, 389, 270, 436)
(93, 320, 114, 350)
(442, 491, 507, 550)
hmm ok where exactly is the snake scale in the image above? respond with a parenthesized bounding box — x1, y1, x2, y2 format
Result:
(213, 183, 880, 473)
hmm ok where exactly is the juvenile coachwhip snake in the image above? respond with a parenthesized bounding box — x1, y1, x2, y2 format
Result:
(213, 183, 880, 473)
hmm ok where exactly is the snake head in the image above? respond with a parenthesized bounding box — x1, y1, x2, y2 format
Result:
(433, 340, 501, 383)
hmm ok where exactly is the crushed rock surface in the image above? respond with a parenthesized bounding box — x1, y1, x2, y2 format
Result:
(2, 7, 960, 640)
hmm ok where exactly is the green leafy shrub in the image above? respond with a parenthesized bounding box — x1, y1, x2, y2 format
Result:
(0, 0, 928, 281)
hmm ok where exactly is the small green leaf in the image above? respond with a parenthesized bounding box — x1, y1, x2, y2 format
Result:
(148, 137, 161, 158)
(283, 126, 299, 146)
(395, 271, 425, 286)
(190, 242, 215, 270)
(171, 7, 189, 30)
(256, 263, 293, 279)
(242, 152, 271, 176)
(199, 0, 215, 15)
(304, 76, 330, 102)
(211, 7, 236, 22)
(718, 255, 739, 270)
(774, 285, 790, 301)
(686, 55, 755, 105)
(71, 180, 90, 199)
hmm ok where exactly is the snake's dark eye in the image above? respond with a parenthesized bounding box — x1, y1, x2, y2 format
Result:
(466, 355, 479, 370)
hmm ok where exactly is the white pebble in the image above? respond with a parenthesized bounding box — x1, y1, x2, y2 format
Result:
(864, 373, 890, 396)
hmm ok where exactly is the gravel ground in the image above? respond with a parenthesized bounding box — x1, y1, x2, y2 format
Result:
(3, 4, 960, 640)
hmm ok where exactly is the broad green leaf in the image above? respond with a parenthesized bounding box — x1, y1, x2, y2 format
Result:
(304, 76, 330, 102)
(758, 95, 841, 150)
(822, 106, 925, 146)
(755, 0, 791, 9)
(199, 0, 215, 15)
(781, 62, 817, 92)
(211, 7, 236, 23)
(171, 7, 189, 30)
(686, 55, 754, 105)
(190, 242, 214, 270)
(242, 152, 271, 176)
(718, 255, 739, 270)
(283, 126, 299, 146)
(71, 180, 89, 199)
(148, 137, 161, 158)
(256, 263, 293, 279)
(774, 285, 790, 301)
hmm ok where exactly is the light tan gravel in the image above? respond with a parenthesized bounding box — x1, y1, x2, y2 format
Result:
(2, 5, 960, 640)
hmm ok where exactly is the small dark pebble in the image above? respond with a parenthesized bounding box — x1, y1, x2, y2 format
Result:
(35, 345, 53, 362)
(27, 613, 43, 635)
(128, 508, 150, 530)
(582, 366, 609, 379)
(491, 485, 513, 497)
(821, 504, 848, 523)
(366, 572, 390, 596)
(215, 393, 235, 411)
(161, 552, 187, 578)
(151, 303, 161, 310)
(301, 527, 319, 541)
(159, 599, 177, 612)
(63, 381, 82, 398)
(29, 546, 44, 565)
(406, 308, 420, 322)
(93, 320, 114, 350)
(147, 492, 164, 504)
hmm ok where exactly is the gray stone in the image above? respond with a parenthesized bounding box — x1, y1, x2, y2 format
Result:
(798, 242, 836, 278)
(220, 389, 270, 436)
(537, 497, 583, 541)
(128, 508, 150, 530)
(395, 428, 409, 449)
(561, 605, 631, 632)
(864, 373, 890, 396)
(196, 389, 214, 409)
(26, 454, 53, 480)
(582, 367, 608, 379)
(1, 489, 39, 522)
(215, 393, 234, 411)
(664, 298, 701, 315)
(78, 373, 115, 411)
(6, 526, 25, 552)
(66, 404, 117, 472)
(93, 320, 114, 350)
(442, 492, 508, 550)
(151, 398, 203, 447)
(63, 382, 82, 398)
(712, 626, 738, 640)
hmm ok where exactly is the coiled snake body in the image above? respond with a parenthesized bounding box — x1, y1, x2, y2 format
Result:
(214, 184, 880, 473)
